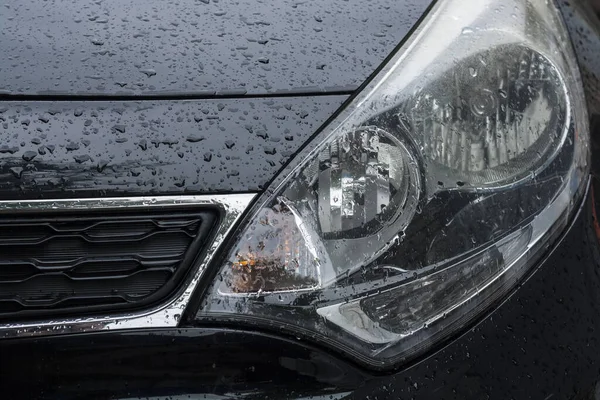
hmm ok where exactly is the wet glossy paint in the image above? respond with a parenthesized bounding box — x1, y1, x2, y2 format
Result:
(0, 328, 367, 399)
(0, 97, 347, 199)
(557, 0, 600, 117)
(0, 0, 432, 96)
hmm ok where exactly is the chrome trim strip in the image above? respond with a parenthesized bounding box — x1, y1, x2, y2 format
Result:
(0, 193, 256, 338)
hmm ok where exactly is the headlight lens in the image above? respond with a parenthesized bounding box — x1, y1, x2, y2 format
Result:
(192, 0, 589, 368)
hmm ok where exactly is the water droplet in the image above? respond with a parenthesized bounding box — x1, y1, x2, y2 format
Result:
(97, 160, 109, 172)
(186, 135, 205, 143)
(66, 142, 80, 151)
(112, 125, 126, 133)
(0, 146, 19, 155)
(74, 154, 91, 164)
(22, 151, 37, 162)
(9, 167, 23, 179)
(140, 69, 157, 77)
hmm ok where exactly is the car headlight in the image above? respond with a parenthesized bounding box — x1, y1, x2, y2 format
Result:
(190, 0, 590, 368)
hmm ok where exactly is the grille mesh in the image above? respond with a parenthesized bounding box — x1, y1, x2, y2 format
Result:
(0, 210, 217, 319)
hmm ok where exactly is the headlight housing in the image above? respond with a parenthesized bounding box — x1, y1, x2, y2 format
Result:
(190, 0, 589, 368)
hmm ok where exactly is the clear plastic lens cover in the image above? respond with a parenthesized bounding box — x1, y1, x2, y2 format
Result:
(196, 0, 589, 368)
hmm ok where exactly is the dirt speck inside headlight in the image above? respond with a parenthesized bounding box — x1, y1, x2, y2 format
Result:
(194, 0, 589, 369)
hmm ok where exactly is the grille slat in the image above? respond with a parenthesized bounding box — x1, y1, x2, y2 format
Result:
(0, 210, 217, 320)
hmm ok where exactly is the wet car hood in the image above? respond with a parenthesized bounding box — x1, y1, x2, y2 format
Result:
(0, 97, 348, 199)
(0, 0, 432, 200)
(0, 0, 432, 96)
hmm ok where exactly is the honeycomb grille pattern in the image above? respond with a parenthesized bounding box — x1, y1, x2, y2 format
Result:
(0, 210, 217, 319)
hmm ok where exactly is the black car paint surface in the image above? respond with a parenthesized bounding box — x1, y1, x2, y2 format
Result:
(0, 0, 433, 199)
(0, 97, 347, 199)
(2, 0, 600, 399)
(0, 0, 430, 96)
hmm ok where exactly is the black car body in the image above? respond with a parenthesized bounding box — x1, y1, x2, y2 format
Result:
(1, 0, 600, 398)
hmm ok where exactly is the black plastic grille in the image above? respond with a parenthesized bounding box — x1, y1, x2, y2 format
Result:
(0, 209, 218, 319)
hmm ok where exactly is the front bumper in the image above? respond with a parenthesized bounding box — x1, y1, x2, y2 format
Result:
(2, 177, 600, 400)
